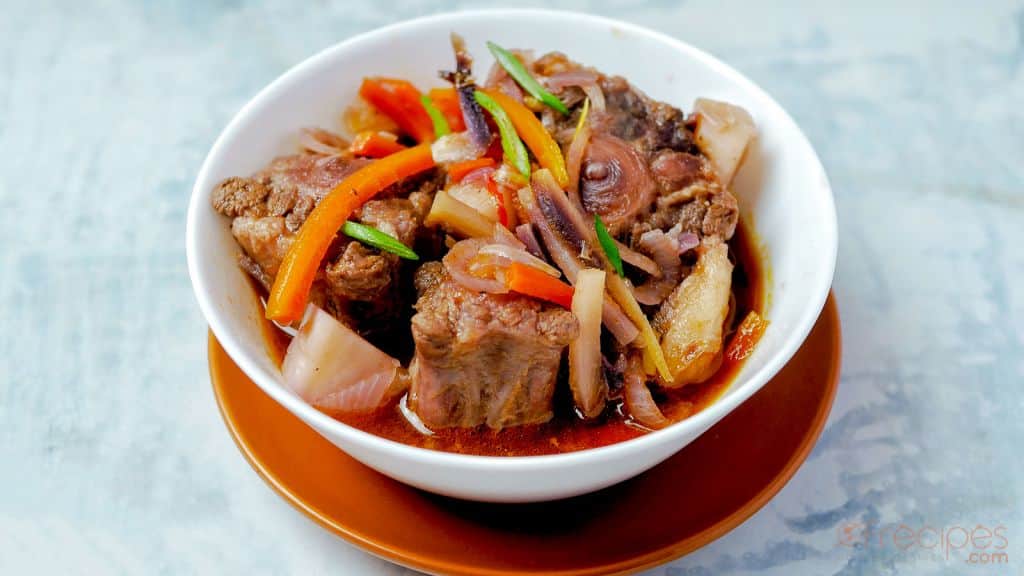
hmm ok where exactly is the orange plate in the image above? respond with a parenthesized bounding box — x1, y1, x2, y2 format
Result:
(210, 294, 841, 576)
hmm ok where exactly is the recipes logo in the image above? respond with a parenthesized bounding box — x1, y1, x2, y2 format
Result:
(837, 522, 1009, 565)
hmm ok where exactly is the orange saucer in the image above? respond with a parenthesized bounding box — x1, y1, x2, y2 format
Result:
(210, 294, 841, 575)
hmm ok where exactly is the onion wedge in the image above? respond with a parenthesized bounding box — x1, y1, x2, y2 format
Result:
(282, 306, 402, 412)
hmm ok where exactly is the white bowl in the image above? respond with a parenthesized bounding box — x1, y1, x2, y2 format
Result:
(187, 9, 836, 503)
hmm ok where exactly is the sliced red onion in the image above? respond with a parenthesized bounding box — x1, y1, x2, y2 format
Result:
(565, 120, 590, 205)
(491, 222, 526, 250)
(443, 238, 508, 294)
(633, 229, 684, 306)
(615, 239, 661, 277)
(515, 223, 545, 259)
(518, 179, 639, 345)
(623, 353, 669, 429)
(478, 243, 561, 277)
(602, 297, 640, 345)
(544, 70, 606, 112)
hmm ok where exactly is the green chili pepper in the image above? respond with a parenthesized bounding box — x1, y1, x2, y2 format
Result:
(342, 221, 419, 260)
(487, 41, 569, 115)
(473, 90, 531, 179)
(594, 214, 624, 277)
(419, 94, 450, 138)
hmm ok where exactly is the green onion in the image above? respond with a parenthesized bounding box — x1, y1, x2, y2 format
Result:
(419, 94, 450, 138)
(473, 90, 531, 179)
(341, 221, 419, 260)
(487, 41, 569, 115)
(594, 214, 623, 277)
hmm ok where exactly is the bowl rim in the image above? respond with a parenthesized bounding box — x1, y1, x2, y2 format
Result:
(186, 8, 837, 470)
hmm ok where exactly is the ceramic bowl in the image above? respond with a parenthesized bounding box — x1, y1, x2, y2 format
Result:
(187, 9, 836, 503)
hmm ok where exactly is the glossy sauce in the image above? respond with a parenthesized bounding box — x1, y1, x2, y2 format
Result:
(261, 220, 765, 456)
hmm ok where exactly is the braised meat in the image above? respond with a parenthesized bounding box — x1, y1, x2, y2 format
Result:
(409, 263, 578, 429)
(212, 144, 440, 333)
(530, 52, 739, 244)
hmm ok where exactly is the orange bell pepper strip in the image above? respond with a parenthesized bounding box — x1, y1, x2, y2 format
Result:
(359, 78, 435, 142)
(506, 262, 574, 308)
(350, 131, 406, 158)
(447, 157, 495, 183)
(483, 90, 569, 188)
(427, 88, 466, 132)
(265, 143, 436, 323)
(725, 310, 769, 362)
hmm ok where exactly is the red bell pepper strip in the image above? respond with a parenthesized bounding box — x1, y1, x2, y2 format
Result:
(359, 78, 435, 142)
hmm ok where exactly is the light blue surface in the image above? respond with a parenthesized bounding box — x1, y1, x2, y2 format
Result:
(1, 1, 1021, 574)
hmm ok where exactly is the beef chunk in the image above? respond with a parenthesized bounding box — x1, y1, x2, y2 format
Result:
(409, 263, 578, 429)
(650, 150, 709, 193)
(529, 51, 737, 245)
(633, 181, 738, 244)
(212, 177, 271, 218)
(230, 216, 293, 277)
(325, 242, 394, 301)
(322, 195, 428, 303)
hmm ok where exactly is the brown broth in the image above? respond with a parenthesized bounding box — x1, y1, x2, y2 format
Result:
(259, 219, 765, 456)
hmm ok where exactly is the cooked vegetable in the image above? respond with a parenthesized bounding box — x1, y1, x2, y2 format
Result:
(359, 78, 435, 142)
(344, 99, 400, 135)
(441, 34, 492, 153)
(486, 41, 569, 115)
(533, 168, 667, 376)
(350, 130, 406, 158)
(594, 214, 624, 277)
(341, 220, 418, 260)
(447, 177, 500, 223)
(484, 90, 569, 188)
(448, 157, 495, 183)
(653, 242, 734, 387)
(569, 268, 608, 418)
(506, 262, 574, 308)
(427, 88, 466, 131)
(632, 229, 683, 305)
(299, 127, 349, 155)
(419, 94, 451, 137)
(602, 298, 640, 346)
(615, 239, 660, 277)
(265, 143, 435, 323)
(622, 352, 669, 429)
(443, 238, 508, 294)
(444, 238, 559, 295)
(725, 310, 768, 362)
(518, 177, 639, 345)
(579, 133, 657, 234)
(431, 132, 484, 164)
(474, 90, 531, 179)
(544, 69, 606, 112)
(566, 97, 591, 202)
(424, 188, 496, 239)
(282, 306, 403, 412)
(693, 98, 756, 185)
(485, 177, 510, 227)
(520, 172, 647, 348)
(515, 223, 545, 259)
